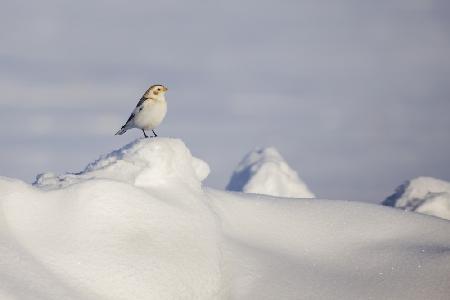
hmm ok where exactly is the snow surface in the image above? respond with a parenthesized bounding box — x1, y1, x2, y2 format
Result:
(226, 147, 315, 198)
(383, 176, 450, 220)
(1, 138, 450, 299)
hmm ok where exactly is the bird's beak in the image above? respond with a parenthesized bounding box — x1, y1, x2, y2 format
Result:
(163, 87, 168, 92)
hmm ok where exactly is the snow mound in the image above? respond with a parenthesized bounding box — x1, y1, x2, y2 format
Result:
(383, 176, 450, 220)
(226, 147, 315, 198)
(1, 138, 220, 300)
(0, 139, 450, 299)
(34, 138, 210, 191)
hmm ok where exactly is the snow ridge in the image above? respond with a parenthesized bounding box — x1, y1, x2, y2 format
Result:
(0, 139, 449, 299)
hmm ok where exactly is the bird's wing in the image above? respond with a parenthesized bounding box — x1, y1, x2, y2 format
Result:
(122, 112, 135, 127)
(135, 96, 147, 108)
(121, 97, 147, 128)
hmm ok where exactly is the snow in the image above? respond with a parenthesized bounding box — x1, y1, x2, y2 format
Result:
(383, 176, 450, 220)
(226, 147, 315, 198)
(34, 138, 210, 191)
(1, 138, 450, 299)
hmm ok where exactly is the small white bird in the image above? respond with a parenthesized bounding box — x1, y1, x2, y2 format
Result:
(115, 84, 168, 138)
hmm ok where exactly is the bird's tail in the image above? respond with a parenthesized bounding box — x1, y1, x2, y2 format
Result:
(115, 127, 127, 135)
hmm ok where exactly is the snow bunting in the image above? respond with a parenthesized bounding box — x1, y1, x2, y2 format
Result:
(115, 84, 168, 138)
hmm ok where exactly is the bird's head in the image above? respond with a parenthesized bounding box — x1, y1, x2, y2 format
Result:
(144, 84, 168, 101)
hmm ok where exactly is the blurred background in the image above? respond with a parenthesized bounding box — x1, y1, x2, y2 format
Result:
(1, 0, 449, 203)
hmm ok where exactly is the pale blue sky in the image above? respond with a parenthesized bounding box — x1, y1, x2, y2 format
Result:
(1, 0, 449, 202)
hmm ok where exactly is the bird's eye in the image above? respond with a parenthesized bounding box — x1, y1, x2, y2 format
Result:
(157, 88, 161, 91)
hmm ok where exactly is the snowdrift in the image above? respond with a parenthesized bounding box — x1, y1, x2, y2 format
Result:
(383, 176, 450, 220)
(226, 147, 315, 198)
(1, 138, 449, 300)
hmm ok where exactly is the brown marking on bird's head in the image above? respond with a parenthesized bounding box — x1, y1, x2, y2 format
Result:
(144, 84, 168, 98)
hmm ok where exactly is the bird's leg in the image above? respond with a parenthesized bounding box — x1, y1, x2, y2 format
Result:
(152, 130, 158, 137)
(142, 130, 148, 138)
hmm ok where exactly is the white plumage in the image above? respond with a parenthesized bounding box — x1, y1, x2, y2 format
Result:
(115, 84, 168, 138)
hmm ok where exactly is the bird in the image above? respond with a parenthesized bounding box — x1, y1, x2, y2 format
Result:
(115, 84, 168, 138)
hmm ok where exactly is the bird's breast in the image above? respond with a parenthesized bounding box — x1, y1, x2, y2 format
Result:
(133, 100, 167, 130)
